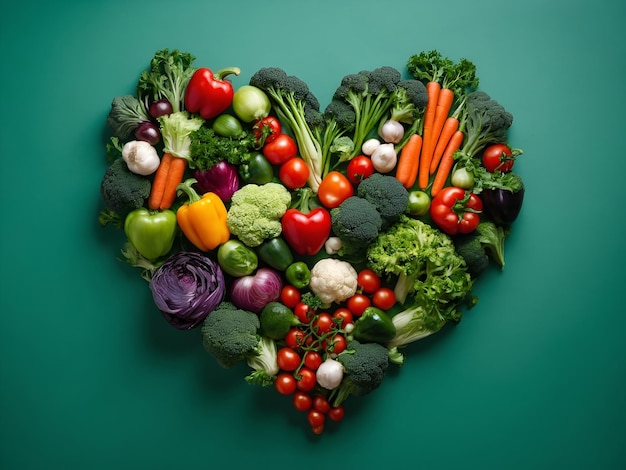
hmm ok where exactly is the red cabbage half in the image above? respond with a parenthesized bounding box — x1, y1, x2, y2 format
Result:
(194, 160, 240, 202)
(150, 251, 225, 330)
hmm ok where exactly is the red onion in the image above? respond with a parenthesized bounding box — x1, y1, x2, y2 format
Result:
(135, 121, 161, 145)
(194, 160, 240, 202)
(149, 98, 173, 119)
(230, 267, 282, 313)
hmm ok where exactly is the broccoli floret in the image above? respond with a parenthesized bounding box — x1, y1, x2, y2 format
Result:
(460, 91, 513, 158)
(388, 79, 429, 124)
(365, 66, 402, 95)
(330, 340, 390, 407)
(357, 173, 409, 229)
(453, 234, 490, 278)
(330, 196, 382, 255)
(324, 100, 356, 133)
(100, 158, 151, 215)
(200, 301, 261, 369)
(227, 182, 291, 247)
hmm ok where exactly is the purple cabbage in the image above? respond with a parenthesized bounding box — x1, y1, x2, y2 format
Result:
(150, 251, 225, 330)
(194, 160, 240, 202)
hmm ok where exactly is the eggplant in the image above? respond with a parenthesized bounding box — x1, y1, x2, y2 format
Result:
(481, 187, 525, 225)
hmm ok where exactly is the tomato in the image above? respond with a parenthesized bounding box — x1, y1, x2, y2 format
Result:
(285, 328, 306, 350)
(328, 405, 345, 422)
(357, 269, 381, 294)
(293, 391, 312, 412)
(263, 133, 297, 165)
(317, 171, 354, 208)
(303, 351, 323, 370)
(296, 367, 317, 392)
(294, 302, 313, 323)
(332, 308, 353, 328)
(277, 347, 301, 372)
(279, 158, 310, 189)
(328, 334, 347, 354)
(313, 396, 331, 414)
(275, 373, 297, 395)
(372, 287, 396, 310)
(280, 285, 301, 309)
(347, 293, 371, 317)
(253, 116, 281, 144)
(314, 313, 334, 334)
(482, 143, 516, 173)
(430, 186, 483, 235)
(307, 409, 325, 428)
(346, 155, 375, 184)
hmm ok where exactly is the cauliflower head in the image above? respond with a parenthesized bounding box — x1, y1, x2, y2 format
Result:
(309, 258, 358, 305)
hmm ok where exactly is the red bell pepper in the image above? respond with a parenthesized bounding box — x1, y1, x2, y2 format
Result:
(184, 67, 241, 120)
(281, 207, 331, 256)
(429, 186, 482, 235)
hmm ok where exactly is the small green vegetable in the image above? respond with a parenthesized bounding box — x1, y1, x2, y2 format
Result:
(352, 306, 396, 344)
(217, 239, 258, 277)
(259, 301, 299, 340)
(212, 113, 244, 138)
(257, 237, 293, 271)
(285, 261, 311, 289)
(124, 208, 177, 261)
(100, 158, 151, 216)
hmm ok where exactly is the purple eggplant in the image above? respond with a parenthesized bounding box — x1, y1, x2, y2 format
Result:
(481, 187, 524, 226)
(194, 160, 240, 202)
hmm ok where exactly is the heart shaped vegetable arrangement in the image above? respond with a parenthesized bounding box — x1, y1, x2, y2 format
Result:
(99, 49, 525, 435)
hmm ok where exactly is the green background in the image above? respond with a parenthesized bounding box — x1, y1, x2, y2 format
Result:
(1, 0, 624, 468)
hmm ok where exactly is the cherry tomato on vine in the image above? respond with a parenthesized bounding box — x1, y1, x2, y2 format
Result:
(482, 143, 518, 173)
(313, 395, 331, 414)
(252, 116, 281, 144)
(346, 155, 375, 184)
(328, 334, 347, 354)
(372, 287, 396, 310)
(294, 302, 313, 323)
(293, 391, 312, 412)
(296, 367, 317, 392)
(263, 133, 297, 165)
(307, 409, 325, 429)
(314, 313, 334, 334)
(275, 373, 297, 395)
(279, 158, 310, 189)
(285, 328, 306, 350)
(332, 308, 353, 327)
(357, 268, 381, 294)
(317, 171, 354, 208)
(277, 347, 301, 372)
(303, 351, 323, 370)
(347, 293, 371, 316)
(280, 285, 301, 309)
(328, 405, 345, 422)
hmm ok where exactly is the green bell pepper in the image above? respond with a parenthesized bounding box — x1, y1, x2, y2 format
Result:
(352, 306, 396, 344)
(285, 261, 311, 289)
(124, 208, 177, 261)
(257, 236, 293, 271)
(240, 153, 274, 184)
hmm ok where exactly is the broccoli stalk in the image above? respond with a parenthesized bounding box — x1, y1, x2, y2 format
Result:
(245, 335, 279, 387)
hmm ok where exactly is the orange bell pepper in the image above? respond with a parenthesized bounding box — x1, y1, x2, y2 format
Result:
(176, 179, 230, 251)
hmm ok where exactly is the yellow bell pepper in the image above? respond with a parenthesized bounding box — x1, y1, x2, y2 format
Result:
(176, 179, 230, 251)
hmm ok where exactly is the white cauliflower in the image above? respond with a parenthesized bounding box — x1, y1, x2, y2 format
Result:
(309, 258, 358, 306)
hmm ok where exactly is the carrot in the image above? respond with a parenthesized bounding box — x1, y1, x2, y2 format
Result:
(395, 134, 422, 189)
(418, 81, 441, 189)
(148, 153, 188, 210)
(429, 116, 459, 175)
(430, 130, 464, 197)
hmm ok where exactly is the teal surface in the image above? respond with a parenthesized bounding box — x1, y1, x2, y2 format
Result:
(1, 0, 625, 468)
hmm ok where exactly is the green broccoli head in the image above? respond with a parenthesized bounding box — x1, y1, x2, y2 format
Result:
(331, 340, 390, 406)
(331, 196, 382, 254)
(324, 99, 356, 133)
(390, 79, 429, 124)
(365, 66, 402, 95)
(453, 234, 490, 278)
(201, 301, 261, 369)
(357, 173, 409, 229)
(100, 158, 151, 215)
(463, 91, 514, 156)
(227, 183, 291, 247)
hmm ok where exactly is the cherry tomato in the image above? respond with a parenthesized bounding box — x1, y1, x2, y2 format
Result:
(328, 405, 345, 422)
(332, 308, 353, 328)
(280, 285, 301, 309)
(277, 347, 301, 372)
(285, 328, 306, 350)
(317, 171, 354, 208)
(293, 391, 312, 412)
(296, 367, 317, 392)
(294, 302, 313, 323)
(314, 313, 334, 334)
(346, 155, 375, 184)
(328, 334, 347, 354)
(482, 143, 516, 173)
(275, 373, 297, 395)
(253, 116, 281, 144)
(263, 133, 297, 165)
(303, 351, 323, 370)
(347, 293, 371, 317)
(372, 287, 396, 310)
(313, 395, 331, 414)
(279, 158, 310, 189)
(307, 409, 325, 428)
(357, 269, 381, 294)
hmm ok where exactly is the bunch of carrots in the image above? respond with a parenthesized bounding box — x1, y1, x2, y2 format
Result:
(395, 51, 478, 196)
